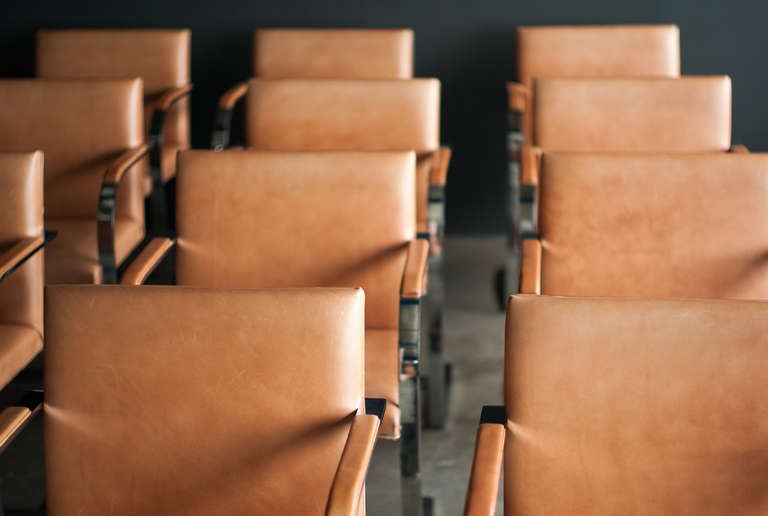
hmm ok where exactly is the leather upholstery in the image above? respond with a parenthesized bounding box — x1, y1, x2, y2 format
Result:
(505, 294, 768, 515)
(533, 77, 732, 152)
(255, 29, 413, 79)
(175, 150, 415, 438)
(36, 29, 190, 182)
(536, 153, 768, 299)
(464, 422, 504, 516)
(515, 25, 680, 137)
(45, 285, 366, 514)
(0, 152, 44, 389)
(246, 78, 439, 232)
(0, 79, 146, 284)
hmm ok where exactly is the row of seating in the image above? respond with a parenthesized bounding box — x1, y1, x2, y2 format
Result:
(465, 24, 766, 515)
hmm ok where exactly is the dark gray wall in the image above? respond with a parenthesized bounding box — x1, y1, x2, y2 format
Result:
(1, 0, 765, 234)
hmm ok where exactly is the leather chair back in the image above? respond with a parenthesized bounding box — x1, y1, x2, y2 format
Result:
(517, 25, 680, 138)
(505, 294, 768, 515)
(175, 150, 415, 329)
(45, 285, 365, 513)
(532, 77, 731, 152)
(255, 28, 413, 79)
(0, 151, 43, 335)
(36, 29, 190, 153)
(535, 153, 768, 299)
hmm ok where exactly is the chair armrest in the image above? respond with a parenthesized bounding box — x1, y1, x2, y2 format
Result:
(327, 398, 385, 516)
(429, 146, 452, 187)
(520, 144, 542, 187)
(464, 406, 506, 516)
(97, 144, 152, 284)
(730, 144, 750, 153)
(401, 239, 429, 299)
(120, 237, 175, 285)
(506, 82, 528, 113)
(0, 391, 43, 455)
(211, 82, 249, 150)
(148, 85, 194, 184)
(520, 238, 542, 295)
(0, 236, 43, 282)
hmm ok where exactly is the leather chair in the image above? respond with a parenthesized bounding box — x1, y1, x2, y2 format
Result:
(501, 75, 733, 300)
(465, 294, 768, 515)
(520, 152, 768, 298)
(118, 150, 429, 514)
(36, 29, 192, 234)
(0, 79, 149, 284)
(44, 285, 382, 514)
(255, 28, 413, 79)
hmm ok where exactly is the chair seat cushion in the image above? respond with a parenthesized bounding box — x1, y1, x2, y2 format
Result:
(0, 325, 42, 389)
(45, 217, 144, 284)
(366, 329, 400, 439)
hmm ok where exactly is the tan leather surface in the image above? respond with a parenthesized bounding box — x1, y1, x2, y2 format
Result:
(218, 82, 248, 110)
(0, 152, 43, 338)
(45, 218, 143, 285)
(516, 25, 680, 137)
(430, 146, 452, 187)
(415, 155, 433, 233)
(120, 237, 175, 286)
(176, 150, 415, 329)
(401, 239, 429, 298)
(255, 29, 413, 79)
(0, 406, 33, 453)
(246, 78, 440, 153)
(538, 153, 768, 299)
(365, 329, 400, 439)
(520, 144, 542, 186)
(506, 82, 528, 113)
(506, 294, 768, 515)
(533, 77, 732, 152)
(731, 144, 750, 153)
(464, 423, 505, 516)
(45, 285, 366, 514)
(36, 29, 190, 154)
(0, 236, 43, 280)
(327, 414, 380, 516)
(0, 325, 43, 390)
(519, 239, 541, 295)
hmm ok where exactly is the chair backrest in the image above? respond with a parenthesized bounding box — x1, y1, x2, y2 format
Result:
(536, 153, 768, 299)
(36, 29, 190, 149)
(516, 25, 680, 137)
(0, 79, 144, 222)
(45, 285, 365, 514)
(176, 150, 415, 330)
(506, 294, 768, 515)
(255, 28, 413, 79)
(0, 151, 43, 335)
(532, 77, 732, 152)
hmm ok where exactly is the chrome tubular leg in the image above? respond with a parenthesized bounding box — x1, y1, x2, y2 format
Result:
(505, 109, 524, 298)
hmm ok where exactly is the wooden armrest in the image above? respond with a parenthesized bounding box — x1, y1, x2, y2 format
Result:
(0, 391, 42, 455)
(120, 237, 175, 285)
(520, 238, 542, 295)
(429, 146, 452, 187)
(401, 239, 429, 299)
(520, 144, 542, 186)
(327, 401, 383, 516)
(506, 82, 529, 112)
(0, 236, 44, 282)
(730, 144, 750, 153)
(464, 406, 506, 516)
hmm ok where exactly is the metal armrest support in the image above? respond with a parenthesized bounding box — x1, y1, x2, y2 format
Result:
(519, 237, 542, 295)
(464, 405, 506, 516)
(97, 144, 152, 284)
(0, 231, 56, 282)
(148, 84, 193, 186)
(401, 239, 429, 299)
(327, 400, 385, 516)
(0, 390, 43, 455)
(519, 145, 542, 236)
(119, 237, 175, 285)
(211, 82, 248, 151)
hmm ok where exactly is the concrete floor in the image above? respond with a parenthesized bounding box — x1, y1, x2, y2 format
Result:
(0, 236, 508, 515)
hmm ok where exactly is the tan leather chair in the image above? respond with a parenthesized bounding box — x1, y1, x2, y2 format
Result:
(255, 28, 413, 79)
(44, 285, 382, 514)
(521, 152, 768, 298)
(0, 79, 148, 284)
(36, 29, 192, 233)
(465, 294, 768, 516)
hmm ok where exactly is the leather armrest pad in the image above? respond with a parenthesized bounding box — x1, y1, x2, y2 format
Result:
(327, 414, 380, 516)
(401, 239, 429, 299)
(104, 144, 151, 184)
(218, 82, 248, 110)
(429, 146, 452, 187)
(731, 144, 750, 153)
(520, 144, 542, 186)
(0, 236, 44, 280)
(120, 238, 175, 285)
(154, 84, 193, 111)
(520, 238, 542, 295)
(506, 81, 528, 112)
(464, 422, 505, 516)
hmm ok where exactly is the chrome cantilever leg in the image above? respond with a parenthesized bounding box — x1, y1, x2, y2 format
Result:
(503, 109, 524, 304)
